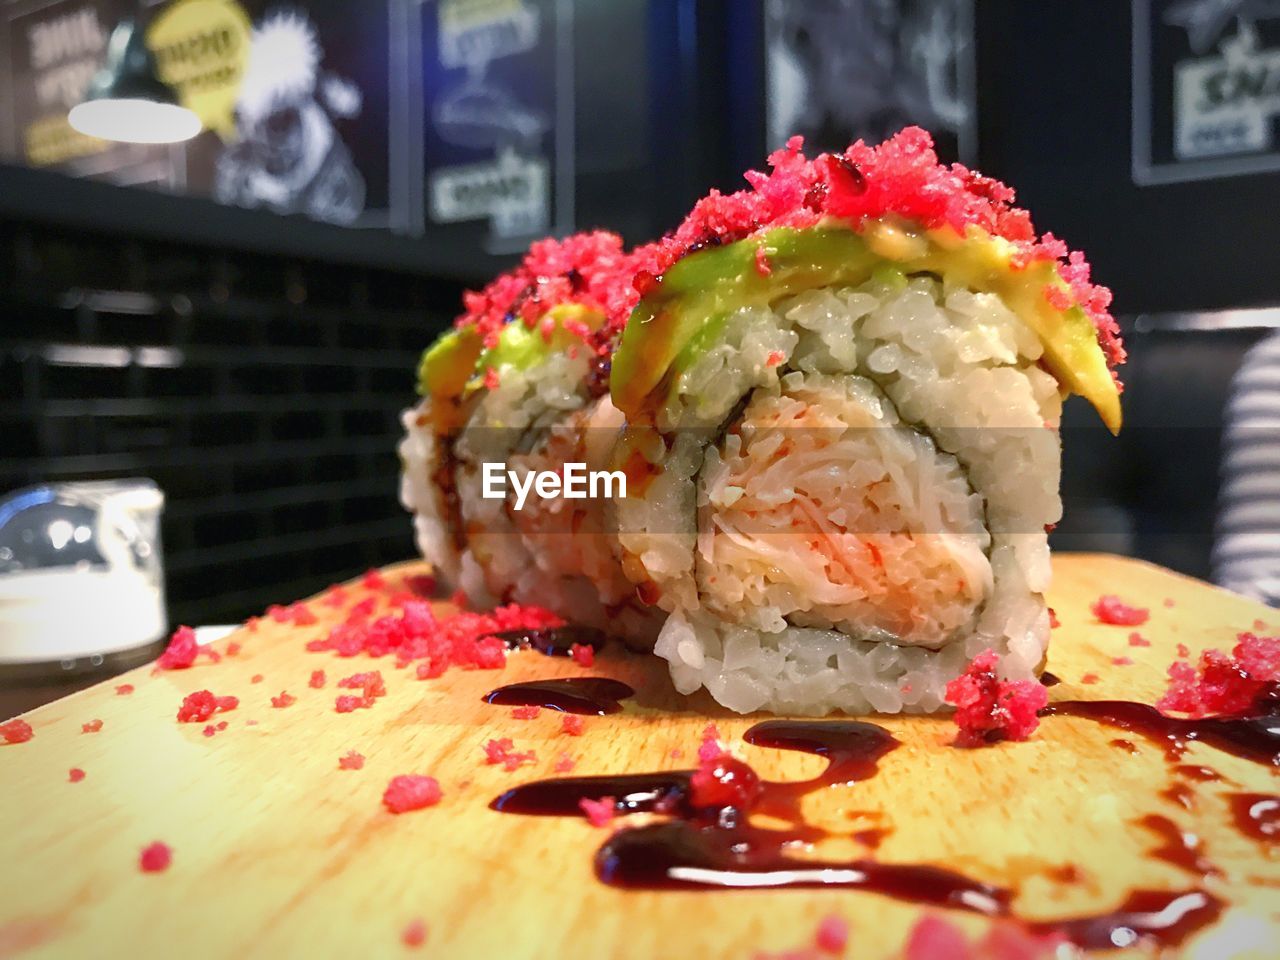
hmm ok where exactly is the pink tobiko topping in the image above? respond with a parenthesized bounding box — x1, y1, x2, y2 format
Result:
(1091, 595, 1150, 626)
(68, 768, 85, 782)
(139, 841, 172, 873)
(483, 738, 537, 771)
(401, 918, 427, 948)
(1156, 631, 1280, 718)
(0, 718, 33, 744)
(511, 705, 540, 720)
(382, 775, 442, 814)
(115, 683, 135, 695)
(945, 649, 1048, 747)
(619, 128, 1122, 370)
(270, 691, 297, 708)
(814, 915, 849, 954)
(339, 750, 365, 770)
(578, 796, 615, 828)
(569, 643, 595, 667)
(177, 690, 237, 723)
(560, 714, 585, 736)
(156, 625, 220, 670)
(81, 719, 103, 734)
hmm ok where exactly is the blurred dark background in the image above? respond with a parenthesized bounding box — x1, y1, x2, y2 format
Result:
(2, 0, 1278, 635)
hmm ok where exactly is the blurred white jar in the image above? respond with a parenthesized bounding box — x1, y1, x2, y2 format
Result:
(0, 480, 166, 665)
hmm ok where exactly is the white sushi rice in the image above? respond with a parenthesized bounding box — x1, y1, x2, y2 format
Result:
(399, 349, 662, 644)
(615, 273, 1063, 715)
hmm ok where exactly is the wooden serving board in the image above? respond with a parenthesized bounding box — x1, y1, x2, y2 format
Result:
(1, 554, 1277, 959)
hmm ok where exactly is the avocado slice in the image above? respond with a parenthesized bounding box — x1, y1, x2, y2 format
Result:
(610, 221, 1122, 433)
(416, 304, 603, 431)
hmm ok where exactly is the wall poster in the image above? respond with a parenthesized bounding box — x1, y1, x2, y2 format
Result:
(413, 0, 574, 254)
(1134, 0, 1280, 184)
(763, 0, 976, 163)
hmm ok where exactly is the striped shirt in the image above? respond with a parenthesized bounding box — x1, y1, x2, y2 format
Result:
(1214, 331, 1280, 607)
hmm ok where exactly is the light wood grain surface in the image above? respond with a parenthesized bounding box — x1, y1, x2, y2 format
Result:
(1, 554, 1277, 959)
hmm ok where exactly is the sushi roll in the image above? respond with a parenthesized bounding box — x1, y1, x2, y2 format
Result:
(400, 232, 661, 644)
(607, 128, 1125, 714)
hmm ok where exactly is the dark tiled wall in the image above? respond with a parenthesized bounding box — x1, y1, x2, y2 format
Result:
(0, 222, 460, 628)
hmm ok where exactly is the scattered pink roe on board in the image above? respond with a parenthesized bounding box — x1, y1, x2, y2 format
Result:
(569, 643, 595, 667)
(1081, 673, 1100, 685)
(139, 842, 172, 873)
(339, 750, 365, 770)
(115, 684, 134, 695)
(1, 719, 34, 744)
(1129, 632, 1151, 647)
(309, 669, 326, 689)
(554, 753, 576, 773)
(690, 754, 763, 810)
(338, 670, 386, 698)
(904, 916, 970, 960)
(814, 915, 849, 954)
(81, 719, 103, 733)
(511, 706, 540, 720)
(226, 642, 241, 657)
(202, 725, 217, 738)
(1048, 608, 1060, 629)
(362, 568, 386, 590)
(1156, 632, 1280, 718)
(1091, 595, 1150, 626)
(903, 915, 1064, 960)
(1111, 656, 1133, 666)
(1177, 643, 1190, 658)
(177, 690, 237, 723)
(251, 674, 264, 684)
(484, 738, 537, 771)
(578, 796, 615, 828)
(156, 625, 220, 670)
(945, 649, 1048, 747)
(335, 695, 369, 713)
(561, 715, 585, 736)
(322, 585, 348, 607)
(382, 775, 442, 813)
(68, 768, 85, 782)
(270, 691, 296, 708)
(305, 599, 561, 678)
(401, 918, 427, 948)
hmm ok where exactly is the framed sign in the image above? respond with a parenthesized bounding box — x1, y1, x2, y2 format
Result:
(1133, 0, 1280, 184)
(763, 0, 976, 163)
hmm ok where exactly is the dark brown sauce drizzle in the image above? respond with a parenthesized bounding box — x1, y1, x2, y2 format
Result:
(489, 626, 607, 657)
(1229, 793, 1279, 843)
(1039, 671, 1062, 688)
(483, 677, 634, 715)
(490, 719, 1222, 950)
(1041, 688, 1280, 766)
(1138, 814, 1220, 878)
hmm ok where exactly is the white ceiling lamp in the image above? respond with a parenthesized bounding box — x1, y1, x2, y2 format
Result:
(68, 18, 201, 145)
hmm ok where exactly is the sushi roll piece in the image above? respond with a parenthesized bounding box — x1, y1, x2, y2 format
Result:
(607, 128, 1125, 714)
(400, 232, 661, 643)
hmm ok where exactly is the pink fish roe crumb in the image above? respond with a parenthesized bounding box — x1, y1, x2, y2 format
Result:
(511, 706, 541, 720)
(1111, 656, 1134, 666)
(270, 691, 296, 708)
(1164, 598, 1176, 608)
(116, 684, 134, 695)
(363, 568, 387, 590)
(1129, 632, 1151, 647)
(68, 768, 85, 782)
(401, 918, 427, 948)
(1048, 607, 1060, 629)
(0, 719, 34, 744)
(814, 915, 849, 954)
(578, 796, 615, 828)
(81, 719, 103, 733)
(202, 725, 217, 738)
(251, 674, 264, 684)
(226, 642, 241, 656)
(1254, 618, 1268, 631)
(945, 649, 1048, 747)
(561, 715, 585, 736)
(484, 738, 537, 771)
(554, 753, 576, 773)
(305, 597, 562, 678)
(266, 602, 317, 627)
(339, 750, 365, 770)
(177, 690, 238, 723)
(1156, 631, 1280, 718)
(382, 775, 442, 813)
(309, 670, 326, 689)
(1091, 595, 1150, 626)
(139, 841, 172, 873)
(1080, 673, 1100, 685)
(903, 914, 1062, 960)
(697, 723, 724, 762)
(322, 585, 348, 608)
(569, 643, 595, 667)
(156, 625, 218, 670)
(1177, 643, 1190, 658)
